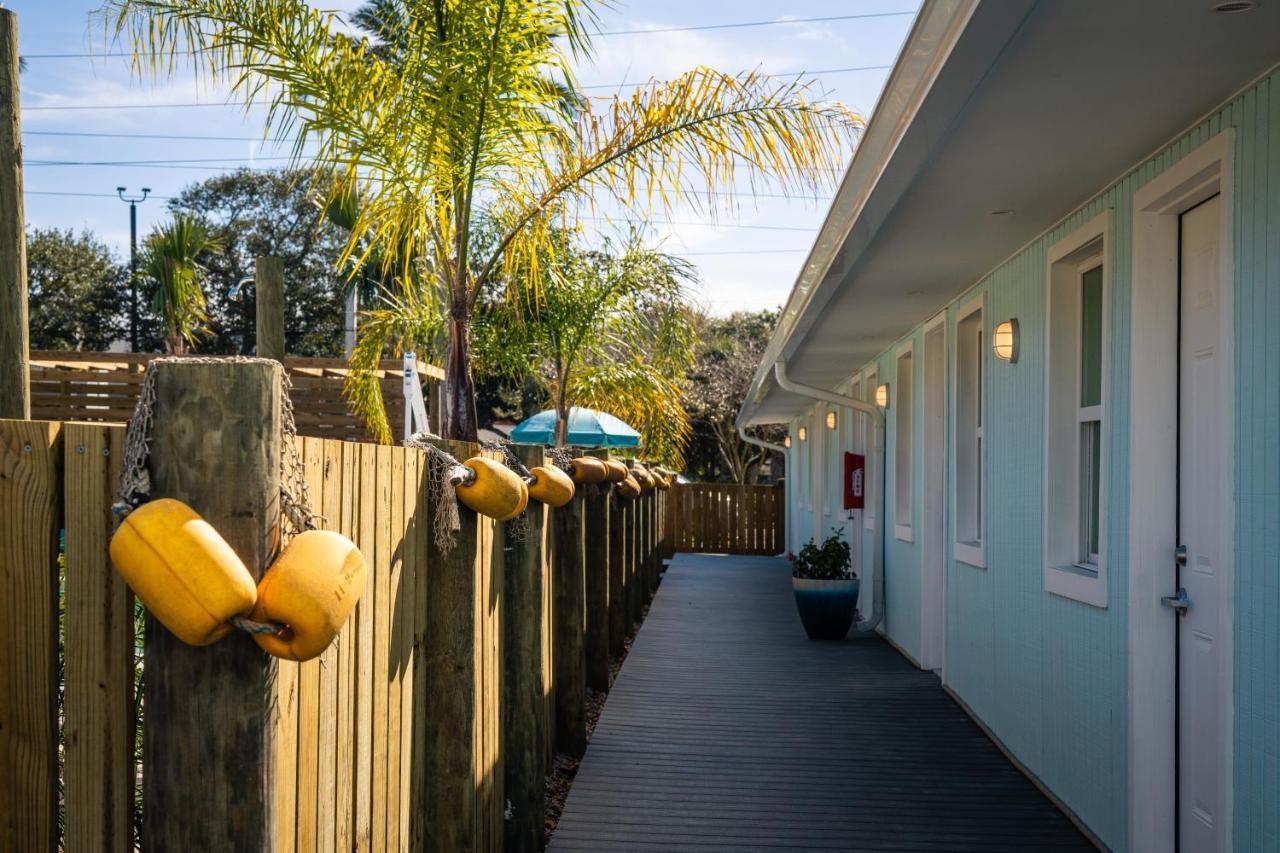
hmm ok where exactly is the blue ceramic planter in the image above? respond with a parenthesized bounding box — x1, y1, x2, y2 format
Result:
(792, 577, 859, 640)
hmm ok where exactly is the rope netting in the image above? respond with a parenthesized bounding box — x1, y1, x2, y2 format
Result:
(113, 356, 318, 637)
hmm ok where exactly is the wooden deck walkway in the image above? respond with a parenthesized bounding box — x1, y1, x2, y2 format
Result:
(549, 553, 1094, 852)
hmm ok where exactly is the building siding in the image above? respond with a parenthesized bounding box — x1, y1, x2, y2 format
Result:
(785, 67, 1279, 850)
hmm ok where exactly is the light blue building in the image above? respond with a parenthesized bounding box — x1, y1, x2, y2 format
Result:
(736, 2, 1280, 850)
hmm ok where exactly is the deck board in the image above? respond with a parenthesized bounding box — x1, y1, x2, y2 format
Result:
(549, 553, 1093, 852)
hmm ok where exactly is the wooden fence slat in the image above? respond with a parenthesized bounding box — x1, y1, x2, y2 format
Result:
(63, 423, 133, 853)
(0, 420, 62, 849)
(371, 445, 393, 853)
(337, 441, 359, 852)
(355, 443, 378, 850)
(313, 438, 341, 853)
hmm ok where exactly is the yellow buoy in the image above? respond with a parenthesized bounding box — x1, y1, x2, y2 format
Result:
(250, 530, 367, 662)
(527, 464, 576, 508)
(456, 456, 529, 520)
(603, 459, 629, 483)
(569, 456, 608, 484)
(109, 498, 257, 646)
(616, 474, 642, 499)
(631, 464, 655, 490)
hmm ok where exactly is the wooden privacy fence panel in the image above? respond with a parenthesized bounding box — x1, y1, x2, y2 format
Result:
(28, 351, 441, 441)
(667, 483, 785, 556)
(2, 410, 689, 852)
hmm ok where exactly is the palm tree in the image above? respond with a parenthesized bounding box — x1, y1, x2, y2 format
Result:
(142, 214, 220, 354)
(99, 0, 862, 441)
(476, 234, 695, 465)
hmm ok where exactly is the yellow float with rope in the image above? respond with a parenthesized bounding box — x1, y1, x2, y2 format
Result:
(569, 456, 608, 484)
(526, 464, 576, 508)
(631, 464, 655, 490)
(456, 456, 529, 520)
(616, 474, 642, 499)
(109, 498, 257, 647)
(603, 459, 629, 483)
(249, 530, 367, 662)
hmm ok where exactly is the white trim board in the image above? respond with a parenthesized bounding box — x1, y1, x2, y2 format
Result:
(1127, 129, 1235, 853)
(1042, 211, 1111, 609)
(951, 293, 986, 569)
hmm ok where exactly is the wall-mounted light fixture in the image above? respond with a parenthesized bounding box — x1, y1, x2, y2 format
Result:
(993, 318, 1020, 363)
(798, 426, 808, 442)
(825, 410, 837, 429)
(783, 434, 791, 449)
(875, 383, 890, 409)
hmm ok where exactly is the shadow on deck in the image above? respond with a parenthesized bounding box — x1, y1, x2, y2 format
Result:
(548, 553, 1094, 852)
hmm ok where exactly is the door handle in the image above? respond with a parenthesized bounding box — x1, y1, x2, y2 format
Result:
(1161, 587, 1192, 614)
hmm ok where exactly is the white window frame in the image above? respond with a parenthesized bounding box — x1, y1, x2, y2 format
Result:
(893, 341, 915, 542)
(862, 367, 877, 531)
(952, 294, 986, 568)
(1043, 211, 1111, 608)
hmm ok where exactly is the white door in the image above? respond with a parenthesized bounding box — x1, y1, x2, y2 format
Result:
(1177, 194, 1226, 852)
(920, 322, 946, 673)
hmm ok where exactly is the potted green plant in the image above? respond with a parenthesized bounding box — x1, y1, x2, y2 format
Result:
(789, 530, 857, 640)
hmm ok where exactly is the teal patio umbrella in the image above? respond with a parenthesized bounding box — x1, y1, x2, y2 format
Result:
(510, 407, 641, 448)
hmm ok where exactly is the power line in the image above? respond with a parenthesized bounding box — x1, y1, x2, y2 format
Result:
(26, 189, 173, 200)
(26, 155, 294, 166)
(21, 62, 892, 112)
(25, 129, 266, 142)
(594, 11, 916, 36)
(20, 11, 918, 59)
(681, 249, 807, 256)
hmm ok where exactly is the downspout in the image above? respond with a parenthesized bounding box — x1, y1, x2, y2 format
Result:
(774, 359, 885, 634)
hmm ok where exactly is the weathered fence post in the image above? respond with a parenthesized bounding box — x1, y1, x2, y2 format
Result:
(0, 10, 28, 420)
(144, 360, 281, 851)
(607, 472, 626, 658)
(255, 255, 285, 361)
(504, 445, 551, 853)
(583, 449, 611, 692)
(552, 450, 587, 758)
(625, 461, 641, 627)
(416, 438, 503, 853)
(0, 420, 61, 848)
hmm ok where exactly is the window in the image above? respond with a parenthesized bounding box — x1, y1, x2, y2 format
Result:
(894, 343, 914, 540)
(1044, 213, 1109, 608)
(1078, 264, 1103, 565)
(954, 296, 985, 567)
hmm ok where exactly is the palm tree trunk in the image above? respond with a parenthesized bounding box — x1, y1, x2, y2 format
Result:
(442, 309, 480, 442)
(554, 395, 570, 447)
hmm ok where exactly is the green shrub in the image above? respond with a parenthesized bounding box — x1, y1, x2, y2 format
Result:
(788, 530, 853, 580)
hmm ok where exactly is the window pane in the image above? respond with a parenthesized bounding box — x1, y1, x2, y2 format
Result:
(1079, 420, 1101, 562)
(1080, 265, 1103, 408)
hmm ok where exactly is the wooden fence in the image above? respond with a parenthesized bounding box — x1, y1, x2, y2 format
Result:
(665, 482, 785, 556)
(0, 411, 669, 853)
(29, 350, 442, 441)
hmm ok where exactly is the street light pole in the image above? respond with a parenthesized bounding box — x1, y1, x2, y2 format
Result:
(117, 186, 150, 351)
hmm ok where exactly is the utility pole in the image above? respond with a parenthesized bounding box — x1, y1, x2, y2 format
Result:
(117, 186, 150, 352)
(0, 9, 28, 419)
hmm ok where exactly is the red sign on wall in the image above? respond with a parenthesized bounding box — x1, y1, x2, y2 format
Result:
(843, 452, 865, 510)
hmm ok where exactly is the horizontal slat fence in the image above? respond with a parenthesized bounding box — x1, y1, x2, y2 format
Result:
(667, 483, 785, 556)
(29, 351, 441, 441)
(0, 413, 676, 852)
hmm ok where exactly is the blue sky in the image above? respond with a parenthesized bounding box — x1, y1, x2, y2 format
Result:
(11, 1, 916, 314)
